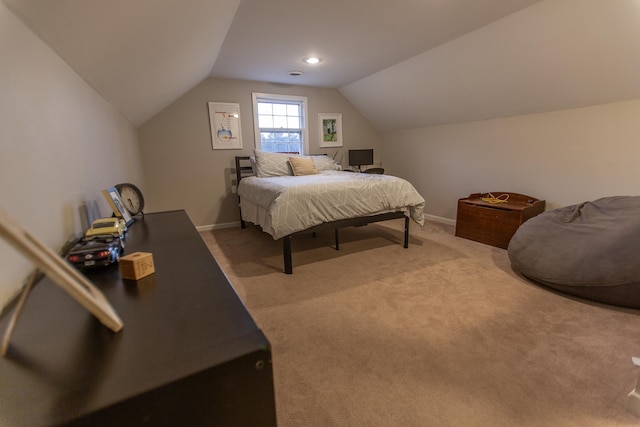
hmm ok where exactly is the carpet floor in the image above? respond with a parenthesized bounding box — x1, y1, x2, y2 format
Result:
(200, 219, 640, 426)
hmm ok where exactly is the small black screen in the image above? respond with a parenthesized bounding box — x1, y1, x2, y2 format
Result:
(348, 149, 374, 167)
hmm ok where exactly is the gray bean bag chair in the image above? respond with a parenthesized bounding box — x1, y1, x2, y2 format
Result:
(508, 196, 640, 308)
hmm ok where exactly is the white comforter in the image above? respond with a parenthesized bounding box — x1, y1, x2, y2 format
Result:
(238, 171, 425, 239)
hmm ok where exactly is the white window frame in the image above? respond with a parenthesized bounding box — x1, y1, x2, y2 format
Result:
(252, 92, 309, 154)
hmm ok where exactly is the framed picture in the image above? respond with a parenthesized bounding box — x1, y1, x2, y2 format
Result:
(208, 102, 243, 150)
(319, 113, 343, 147)
(103, 187, 134, 225)
(0, 208, 124, 348)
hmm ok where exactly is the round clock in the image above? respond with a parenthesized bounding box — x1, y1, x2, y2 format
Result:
(115, 183, 145, 216)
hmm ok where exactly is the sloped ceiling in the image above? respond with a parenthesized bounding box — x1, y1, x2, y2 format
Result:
(3, 0, 241, 127)
(341, 0, 640, 130)
(211, 0, 542, 88)
(5, 0, 640, 131)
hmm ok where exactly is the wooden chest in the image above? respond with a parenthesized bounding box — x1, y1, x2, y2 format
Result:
(455, 192, 545, 249)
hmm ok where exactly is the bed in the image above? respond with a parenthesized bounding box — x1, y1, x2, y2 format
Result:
(235, 151, 425, 273)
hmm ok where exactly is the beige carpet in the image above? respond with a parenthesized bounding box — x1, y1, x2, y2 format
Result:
(200, 219, 640, 426)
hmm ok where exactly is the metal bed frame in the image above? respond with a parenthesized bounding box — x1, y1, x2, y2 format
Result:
(235, 156, 409, 274)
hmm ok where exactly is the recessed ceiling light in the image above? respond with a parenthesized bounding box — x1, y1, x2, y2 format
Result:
(288, 70, 303, 76)
(303, 57, 322, 64)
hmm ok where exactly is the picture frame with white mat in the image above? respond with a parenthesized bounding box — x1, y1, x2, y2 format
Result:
(0, 208, 123, 356)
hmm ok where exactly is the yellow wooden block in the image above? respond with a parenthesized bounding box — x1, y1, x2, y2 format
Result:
(119, 252, 155, 280)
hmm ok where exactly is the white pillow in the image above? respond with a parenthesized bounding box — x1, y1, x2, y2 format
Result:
(254, 149, 301, 177)
(312, 155, 341, 171)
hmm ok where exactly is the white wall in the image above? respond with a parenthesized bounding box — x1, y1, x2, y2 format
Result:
(382, 99, 640, 220)
(0, 2, 144, 310)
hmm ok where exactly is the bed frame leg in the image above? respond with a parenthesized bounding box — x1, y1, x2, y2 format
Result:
(335, 229, 340, 250)
(238, 202, 246, 229)
(404, 217, 409, 248)
(283, 235, 293, 274)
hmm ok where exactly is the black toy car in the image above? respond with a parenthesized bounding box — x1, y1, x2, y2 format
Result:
(67, 238, 122, 269)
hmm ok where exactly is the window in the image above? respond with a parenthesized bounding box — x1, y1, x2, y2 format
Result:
(252, 93, 309, 154)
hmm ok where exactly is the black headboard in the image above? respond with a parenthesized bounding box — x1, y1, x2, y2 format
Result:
(235, 156, 253, 186)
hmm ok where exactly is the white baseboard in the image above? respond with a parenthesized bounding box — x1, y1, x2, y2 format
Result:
(196, 221, 240, 232)
(424, 214, 456, 226)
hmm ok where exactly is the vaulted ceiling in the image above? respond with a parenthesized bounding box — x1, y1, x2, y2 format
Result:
(5, 0, 640, 130)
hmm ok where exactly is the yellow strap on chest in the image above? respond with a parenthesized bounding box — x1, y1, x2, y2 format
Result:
(481, 193, 509, 204)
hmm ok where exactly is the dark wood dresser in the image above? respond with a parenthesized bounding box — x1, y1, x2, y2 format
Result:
(0, 210, 276, 426)
(455, 192, 545, 249)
